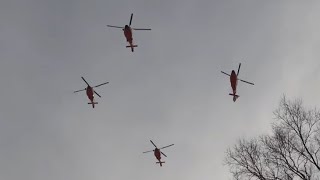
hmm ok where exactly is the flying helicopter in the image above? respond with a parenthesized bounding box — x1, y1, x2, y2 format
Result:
(107, 13, 151, 52)
(221, 63, 254, 102)
(143, 140, 174, 167)
(74, 77, 109, 108)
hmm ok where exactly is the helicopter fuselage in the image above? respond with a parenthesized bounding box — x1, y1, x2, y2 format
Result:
(230, 70, 237, 95)
(154, 148, 161, 161)
(123, 25, 133, 44)
(86, 86, 94, 102)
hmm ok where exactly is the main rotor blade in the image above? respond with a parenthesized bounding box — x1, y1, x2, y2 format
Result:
(94, 90, 101, 98)
(132, 28, 151, 30)
(239, 79, 254, 85)
(159, 144, 174, 149)
(129, 13, 133, 26)
(237, 63, 241, 76)
(143, 150, 154, 153)
(81, 77, 90, 86)
(107, 25, 124, 29)
(93, 82, 109, 88)
(221, 71, 231, 76)
(161, 152, 167, 157)
(74, 88, 86, 93)
(150, 140, 157, 148)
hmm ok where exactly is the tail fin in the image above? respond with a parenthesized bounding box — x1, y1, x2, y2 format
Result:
(229, 93, 239, 102)
(88, 102, 98, 108)
(126, 45, 138, 48)
(156, 161, 165, 167)
(126, 45, 137, 52)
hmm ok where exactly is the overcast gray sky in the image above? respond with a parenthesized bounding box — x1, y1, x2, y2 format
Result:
(0, 0, 320, 180)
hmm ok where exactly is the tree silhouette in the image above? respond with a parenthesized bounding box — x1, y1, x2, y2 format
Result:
(225, 97, 320, 180)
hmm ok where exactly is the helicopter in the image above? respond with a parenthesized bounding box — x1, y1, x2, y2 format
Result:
(143, 140, 174, 167)
(221, 63, 254, 102)
(107, 13, 151, 52)
(74, 77, 109, 108)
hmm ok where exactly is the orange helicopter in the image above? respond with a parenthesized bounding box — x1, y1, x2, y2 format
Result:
(74, 77, 109, 108)
(107, 13, 151, 52)
(143, 140, 174, 167)
(221, 63, 254, 102)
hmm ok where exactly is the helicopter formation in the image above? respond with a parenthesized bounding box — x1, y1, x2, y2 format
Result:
(73, 13, 255, 166)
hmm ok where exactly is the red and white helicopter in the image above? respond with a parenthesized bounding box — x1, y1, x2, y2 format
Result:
(74, 77, 109, 108)
(221, 63, 254, 102)
(107, 13, 151, 52)
(143, 140, 174, 167)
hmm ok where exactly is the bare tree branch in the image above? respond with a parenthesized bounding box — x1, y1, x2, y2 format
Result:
(225, 96, 320, 180)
